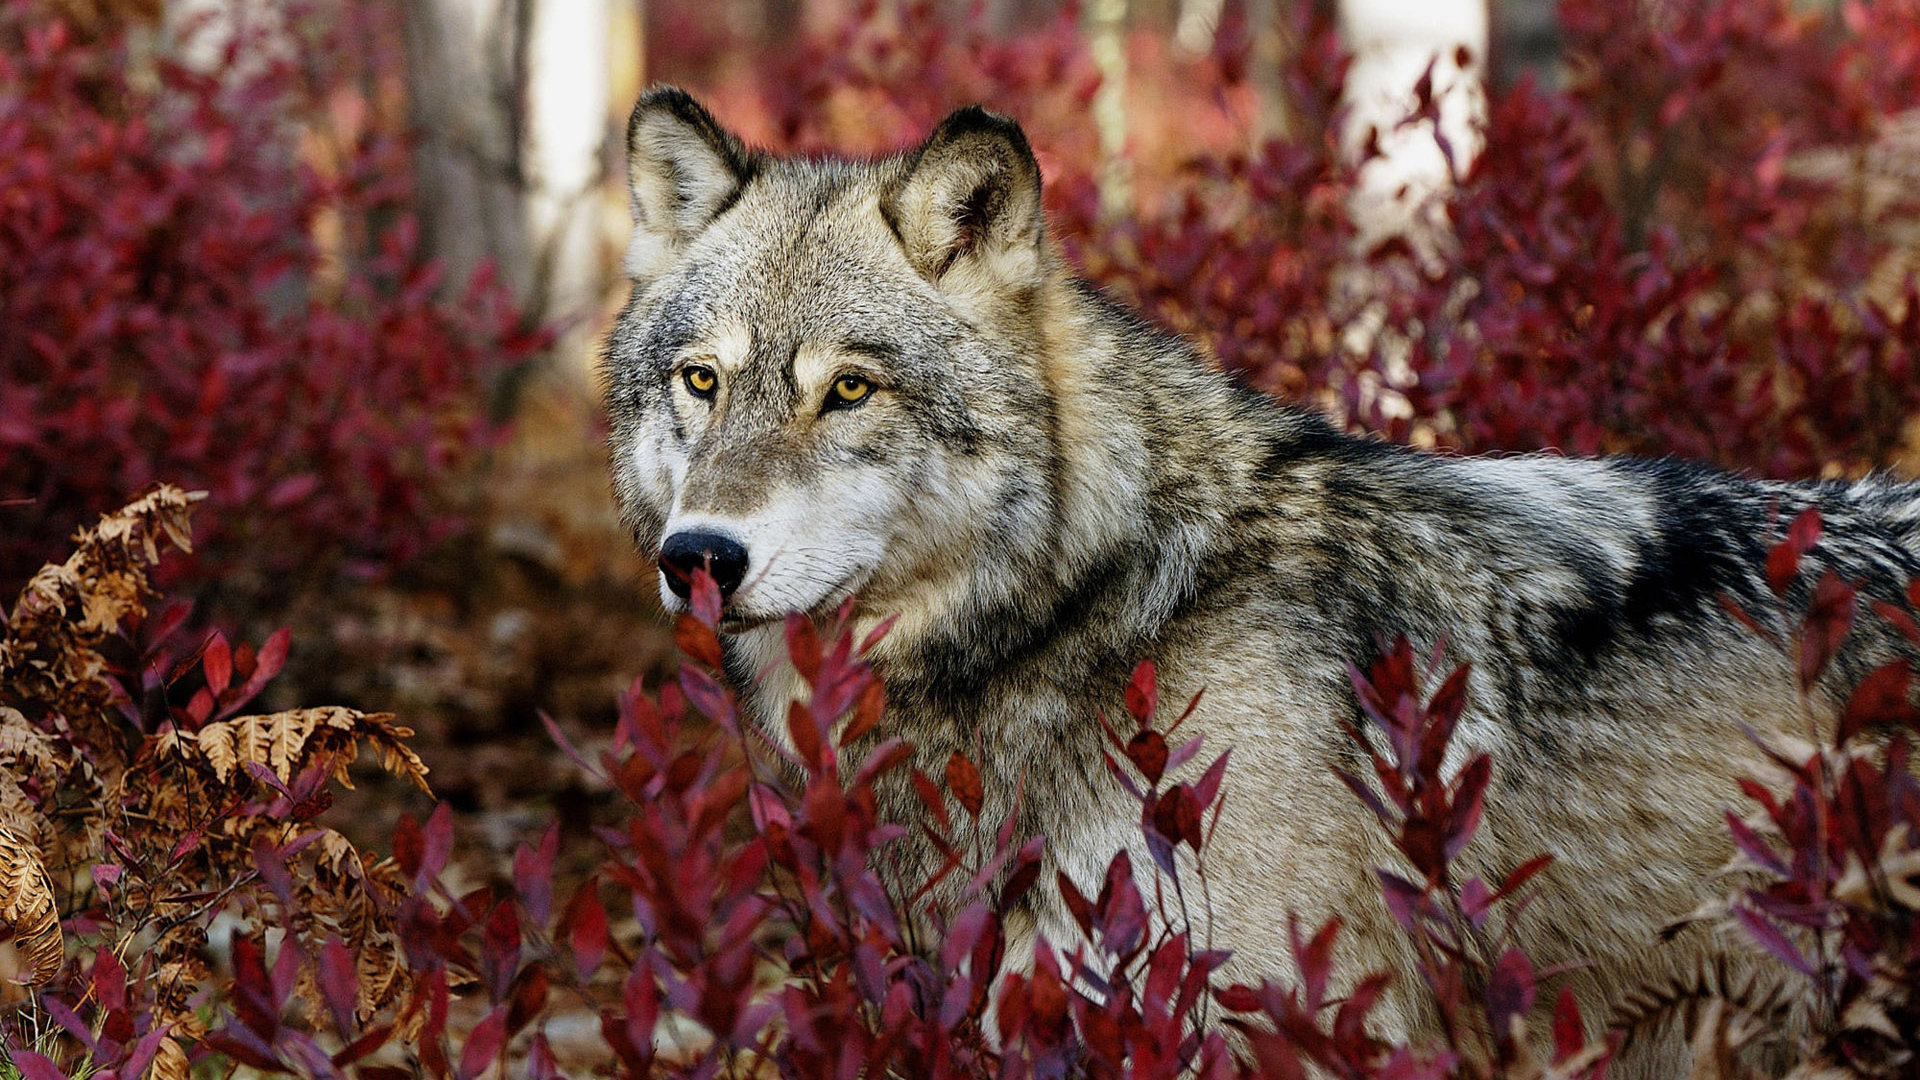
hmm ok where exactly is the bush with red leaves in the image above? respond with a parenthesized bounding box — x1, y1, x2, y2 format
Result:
(0, 1, 548, 606)
(1699, 511, 1920, 1075)
(1366, 0, 1920, 476)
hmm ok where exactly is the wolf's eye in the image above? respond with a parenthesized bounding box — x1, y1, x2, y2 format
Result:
(683, 366, 718, 399)
(825, 375, 872, 411)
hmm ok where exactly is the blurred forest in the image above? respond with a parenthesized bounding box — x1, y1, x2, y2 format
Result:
(5, 0, 1920, 1071)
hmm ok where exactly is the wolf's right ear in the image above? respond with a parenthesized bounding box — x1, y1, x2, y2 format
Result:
(882, 106, 1045, 297)
(624, 87, 758, 282)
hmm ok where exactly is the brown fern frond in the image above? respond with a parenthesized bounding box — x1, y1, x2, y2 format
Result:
(0, 484, 204, 785)
(187, 707, 431, 795)
(147, 1036, 190, 1080)
(1610, 954, 1796, 1052)
(0, 824, 62, 984)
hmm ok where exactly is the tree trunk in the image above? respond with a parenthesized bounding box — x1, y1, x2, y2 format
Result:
(400, 0, 533, 302)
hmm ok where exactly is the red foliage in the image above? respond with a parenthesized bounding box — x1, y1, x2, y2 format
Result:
(1369, 0, 1920, 475)
(1718, 514, 1920, 1072)
(0, 1, 547, 603)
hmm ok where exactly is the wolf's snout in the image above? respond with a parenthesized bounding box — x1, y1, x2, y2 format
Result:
(659, 530, 749, 600)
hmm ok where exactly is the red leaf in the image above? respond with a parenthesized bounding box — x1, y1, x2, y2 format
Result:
(946, 751, 984, 818)
(1376, 869, 1427, 931)
(1799, 571, 1856, 690)
(122, 1024, 174, 1080)
(1488, 853, 1554, 906)
(678, 663, 732, 724)
(203, 632, 231, 697)
(858, 613, 899, 655)
(1789, 506, 1823, 555)
(1290, 914, 1342, 1010)
(393, 813, 423, 879)
(1486, 947, 1536, 1039)
(1767, 549, 1799, 600)
(421, 801, 455, 882)
(1445, 754, 1491, 859)
(1871, 599, 1920, 647)
(1732, 903, 1815, 976)
(787, 700, 823, 771)
(1126, 729, 1169, 785)
(1001, 837, 1045, 911)
(1096, 851, 1148, 956)
(507, 966, 549, 1037)
(226, 627, 289, 717)
(1720, 594, 1778, 646)
(320, 937, 359, 1036)
(565, 881, 609, 982)
(455, 1009, 506, 1080)
(910, 768, 951, 831)
(840, 679, 886, 746)
(1460, 876, 1494, 928)
(513, 823, 559, 927)
(482, 900, 522, 1003)
(1058, 870, 1094, 937)
(1214, 983, 1261, 1012)
(690, 567, 722, 627)
(1840, 660, 1916, 742)
(333, 1025, 397, 1067)
(674, 615, 724, 670)
(1193, 747, 1232, 809)
(1124, 659, 1158, 725)
(785, 614, 822, 684)
(1767, 508, 1822, 595)
(1152, 784, 1203, 850)
(8, 1049, 65, 1080)
(1427, 663, 1471, 727)
(1401, 817, 1448, 879)
(1551, 986, 1585, 1062)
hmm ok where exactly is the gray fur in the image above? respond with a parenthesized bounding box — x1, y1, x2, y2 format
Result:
(602, 87, 1920, 1072)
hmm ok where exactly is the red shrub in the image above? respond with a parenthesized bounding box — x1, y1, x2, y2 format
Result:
(1706, 512, 1920, 1073)
(1368, 0, 1920, 476)
(0, 1, 547, 606)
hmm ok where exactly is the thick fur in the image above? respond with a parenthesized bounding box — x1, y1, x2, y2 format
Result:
(603, 87, 1920, 1071)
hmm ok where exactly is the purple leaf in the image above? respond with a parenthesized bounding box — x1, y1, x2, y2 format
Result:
(1732, 903, 1816, 976)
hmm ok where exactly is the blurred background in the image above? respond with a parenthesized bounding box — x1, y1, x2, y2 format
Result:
(5, 0, 1919, 852)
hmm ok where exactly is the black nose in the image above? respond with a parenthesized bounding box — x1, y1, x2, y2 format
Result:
(658, 530, 750, 600)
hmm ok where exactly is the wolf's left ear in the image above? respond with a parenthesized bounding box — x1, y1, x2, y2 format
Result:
(882, 106, 1045, 293)
(624, 87, 759, 282)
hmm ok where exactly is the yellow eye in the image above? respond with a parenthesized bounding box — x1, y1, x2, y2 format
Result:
(828, 375, 872, 408)
(683, 366, 717, 398)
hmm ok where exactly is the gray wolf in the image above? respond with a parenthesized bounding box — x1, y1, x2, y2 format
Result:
(600, 86, 1920, 1071)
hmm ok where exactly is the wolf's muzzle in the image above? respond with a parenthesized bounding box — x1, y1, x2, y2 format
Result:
(659, 530, 749, 601)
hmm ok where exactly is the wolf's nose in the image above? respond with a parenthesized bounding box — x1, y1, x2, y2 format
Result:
(659, 530, 749, 601)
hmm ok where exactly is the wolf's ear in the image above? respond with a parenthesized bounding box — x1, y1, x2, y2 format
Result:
(624, 87, 758, 282)
(882, 106, 1045, 293)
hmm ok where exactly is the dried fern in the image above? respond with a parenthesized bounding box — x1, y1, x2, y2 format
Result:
(0, 825, 60, 985)
(0, 484, 202, 749)
(169, 705, 430, 791)
(1610, 955, 1797, 1053)
(0, 487, 440, 1061)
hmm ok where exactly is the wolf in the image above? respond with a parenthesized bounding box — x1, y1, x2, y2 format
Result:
(601, 86, 1920, 1071)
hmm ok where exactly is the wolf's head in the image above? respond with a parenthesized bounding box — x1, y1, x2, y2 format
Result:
(603, 88, 1074, 630)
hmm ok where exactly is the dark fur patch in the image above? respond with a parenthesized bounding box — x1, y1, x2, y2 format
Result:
(1614, 458, 1770, 629)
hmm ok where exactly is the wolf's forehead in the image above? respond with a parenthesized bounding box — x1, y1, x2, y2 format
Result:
(662, 177, 933, 343)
